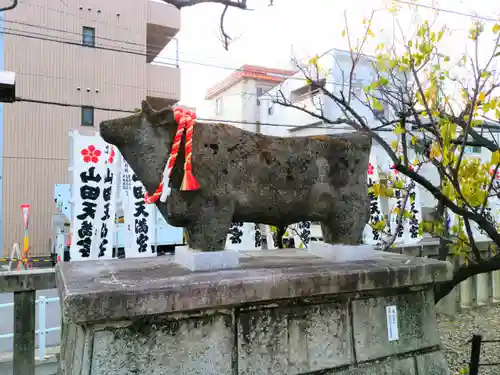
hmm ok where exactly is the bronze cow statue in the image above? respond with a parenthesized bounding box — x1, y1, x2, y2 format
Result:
(99, 100, 372, 251)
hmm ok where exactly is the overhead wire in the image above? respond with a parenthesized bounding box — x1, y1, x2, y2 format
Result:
(1, 18, 176, 51)
(14, 71, 178, 97)
(391, 0, 500, 23)
(7, 0, 498, 132)
(17, 0, 153, 35)
(0, 26, 320, 83)
(18, 0, 500, 28)
(3, 2, 499, 88)
(14, 69, 340, 99)
(13, 97, 311, 129)
(10, 0, 499, 63)
(7, 1, 259, 64)
(0, 26, 368, 90)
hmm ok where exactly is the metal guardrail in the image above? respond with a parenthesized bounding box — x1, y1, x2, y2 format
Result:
(0, 295, 60, 360)
(469, 334, 500, 375)
(0, 268, 56, 375)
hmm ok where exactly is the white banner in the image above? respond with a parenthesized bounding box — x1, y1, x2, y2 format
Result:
(120, 160, 136, 253)
(93, 144, 119, 259)
(122, 163, 156, 257)
(226, 222, 255, 250)
(404, 179, 423, 245)
(387, 165, 405, 245)
(70, 133, 118, 261)
(363, 154, 386, 245)
(291, 221, 312, 248)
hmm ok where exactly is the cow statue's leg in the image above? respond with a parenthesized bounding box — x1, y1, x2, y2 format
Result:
(184, 198, 235, 251)
(320, 194, 369, 245)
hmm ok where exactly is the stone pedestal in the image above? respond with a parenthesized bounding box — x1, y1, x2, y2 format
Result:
(475, 273, 490, 306)
(55, 249, 453, 375)
(492, 270, 500, 303)
(459, 276, 473, 308)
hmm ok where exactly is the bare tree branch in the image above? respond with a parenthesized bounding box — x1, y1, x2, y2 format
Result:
(434, 254, 500, 302)
(219, 5, 231, 50)
(161, 0, 274, 49)
(0, 0, 18, 12)
(162, 0, 247, 9)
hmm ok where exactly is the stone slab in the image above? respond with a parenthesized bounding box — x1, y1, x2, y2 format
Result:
(352, 290, 441, 362)
(308, 242, 377, 261)
(237, 301, 352, 374)
(55, 248, 453, 324)
(174, 246, 240, 271)
(90, 312, 234, 375)
(0, 268, 56, 293)
(415, 352, 452, 375)
(333, 357, 416, 375)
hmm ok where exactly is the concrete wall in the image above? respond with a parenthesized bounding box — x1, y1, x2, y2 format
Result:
(56, 250, 452, 375)
(68, 290, 446, 375)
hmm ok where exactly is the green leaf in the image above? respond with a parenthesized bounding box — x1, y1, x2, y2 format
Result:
(372, 97, 384, 111)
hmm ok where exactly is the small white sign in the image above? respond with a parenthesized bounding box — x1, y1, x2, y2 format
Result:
(386, 305, 399, 341)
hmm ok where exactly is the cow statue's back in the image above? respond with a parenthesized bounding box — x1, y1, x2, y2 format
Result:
(100, 100, 372, 251)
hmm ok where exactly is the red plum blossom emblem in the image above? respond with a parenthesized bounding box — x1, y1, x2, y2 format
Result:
(81, 145, 101, 164)
(367, 163, 374, 175)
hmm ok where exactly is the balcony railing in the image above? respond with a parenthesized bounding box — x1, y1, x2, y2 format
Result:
(0, 269, 56, 375)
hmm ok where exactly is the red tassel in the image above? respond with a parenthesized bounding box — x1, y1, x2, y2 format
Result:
(181, 170, 200, 191)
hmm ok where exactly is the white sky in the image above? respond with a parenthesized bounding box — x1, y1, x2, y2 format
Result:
(159, 0, 500, 116)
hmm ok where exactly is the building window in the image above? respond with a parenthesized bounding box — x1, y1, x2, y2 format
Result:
(256, 87, 264, 106)
(81, 106, 94, 126)
(290, 78, 326, 103)
(215, 97, 222, 115)
(82, 27, 95, 46)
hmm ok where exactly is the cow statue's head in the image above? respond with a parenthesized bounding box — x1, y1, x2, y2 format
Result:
(99, 100, 177, 194)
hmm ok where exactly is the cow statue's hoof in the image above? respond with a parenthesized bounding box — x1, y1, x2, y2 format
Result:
(174, 246, 240, 271)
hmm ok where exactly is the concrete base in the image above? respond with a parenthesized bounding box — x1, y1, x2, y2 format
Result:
(174, 246, 240, 271)
(56, 249, 453, 375)
(309, 241, 378, 261)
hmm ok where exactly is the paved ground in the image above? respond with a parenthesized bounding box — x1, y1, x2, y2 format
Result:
(0, 289, 61, 353)
(438, 304, 500, 375)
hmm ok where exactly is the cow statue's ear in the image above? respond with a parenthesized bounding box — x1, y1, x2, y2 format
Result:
(141, 100, 153, 114)
(150, 106, 175, 128)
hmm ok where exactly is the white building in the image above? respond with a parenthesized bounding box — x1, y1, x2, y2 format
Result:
(203, 50, 500, 226)
(257, 48, 500, 216)
(258, 48, 391, 137)
(204, 65, 295, 132)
